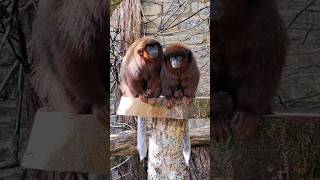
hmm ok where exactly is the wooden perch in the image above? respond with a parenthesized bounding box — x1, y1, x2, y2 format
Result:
(22, 108, 108, 174)
(117, 96, 210, 119)
(111, 126, 209, 156)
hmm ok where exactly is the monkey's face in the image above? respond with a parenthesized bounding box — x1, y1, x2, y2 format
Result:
(165, 44, 192, 70)
(136, 37, 163, 61)
(166, 50, 192, 70)
(169, 55, 184, 69)
(145, 44, 160, 59)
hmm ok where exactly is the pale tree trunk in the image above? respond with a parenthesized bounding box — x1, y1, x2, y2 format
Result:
(110, 0, 123, 15)
(148, 118, 189, 179)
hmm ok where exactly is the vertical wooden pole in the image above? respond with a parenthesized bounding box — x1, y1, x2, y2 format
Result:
(148, 118, 189, 180)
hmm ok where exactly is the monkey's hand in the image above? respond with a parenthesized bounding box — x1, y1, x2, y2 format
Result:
(140, 89, 156, 105)
(144, 89, 152, 97)
(164, 98, 173, 109)
(174, 98, 182, 106)
(231, 110, 260, 140)
(139, 94, 157, 106)
(182, 96, 192, 105)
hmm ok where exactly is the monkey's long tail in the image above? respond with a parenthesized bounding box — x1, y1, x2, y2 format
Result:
(137, 116, 147, 161)
(183, 120, 191, 166)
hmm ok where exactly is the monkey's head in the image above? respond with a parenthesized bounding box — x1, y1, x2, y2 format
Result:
(164, 43, 193, 70)
(212, 0, 222, 18)
(136, 37, 163, 61)
(212, 0, 250, 20)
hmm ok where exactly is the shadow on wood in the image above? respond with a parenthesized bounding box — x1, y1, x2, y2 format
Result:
(210, 94, 320, 180)
(22, 108, 108, 174)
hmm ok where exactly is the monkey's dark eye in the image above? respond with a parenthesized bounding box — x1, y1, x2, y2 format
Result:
(153, 44, 159, 49)
(176, 56, 183, 61)
(146, 45, 159, 58)
(146, 45, 158, 51)
(170, 55, 183, 61)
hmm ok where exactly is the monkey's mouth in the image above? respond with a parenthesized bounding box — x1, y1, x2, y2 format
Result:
(170, 59, 181, 69)
(149, 50, 159, 58)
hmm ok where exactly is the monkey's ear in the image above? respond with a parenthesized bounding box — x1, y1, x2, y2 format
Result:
(186, 49, 193, 60)
(137, 48, 144, 56)
(163, 54, 168, 61)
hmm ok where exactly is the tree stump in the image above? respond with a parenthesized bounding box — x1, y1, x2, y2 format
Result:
(117, 97, 209, 179)
(148, 118, 189, 179)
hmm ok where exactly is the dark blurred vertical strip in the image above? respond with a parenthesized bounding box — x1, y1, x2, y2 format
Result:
(105, 0, 111, 179)
(209, 0, 215, 179)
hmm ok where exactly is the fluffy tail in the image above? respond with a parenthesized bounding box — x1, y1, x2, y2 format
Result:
(137, 116, 147, 161)
(183, 120, 191, 166)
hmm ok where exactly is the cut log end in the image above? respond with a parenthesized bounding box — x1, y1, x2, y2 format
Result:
(116, 96, 210, 119)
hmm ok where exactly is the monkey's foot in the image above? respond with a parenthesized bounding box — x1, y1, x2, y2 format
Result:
(173, 90, 184, 99)
(147, 98, 157, 106)
(182, 96, 192, 105)
(139, 95, 148, 103)
(164, 98, 173, 109)
(231, 111, 259, 140)
(212, 118, 229, 142)
(174, 98, 182, 105)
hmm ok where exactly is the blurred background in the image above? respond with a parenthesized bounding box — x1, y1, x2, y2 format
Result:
(0, 0, 319, 179)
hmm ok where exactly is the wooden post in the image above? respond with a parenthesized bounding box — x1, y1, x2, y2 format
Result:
(117, 97, 210, 179)
(148, 118, 189, 179)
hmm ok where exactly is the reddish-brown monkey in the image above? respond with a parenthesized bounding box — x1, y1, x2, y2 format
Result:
(119, 37, 163, 161)
(119, 36, 163, 104)
(31, 0, 107, 125)
(161, 43, 200, 108)
(212, 0, 288, 140)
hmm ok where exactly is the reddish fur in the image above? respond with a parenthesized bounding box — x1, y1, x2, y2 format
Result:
(212, 0, 288, 140)
(161, 43, 200, 108)
(31, 0, 107, 125)
(120, 37, 163, 103)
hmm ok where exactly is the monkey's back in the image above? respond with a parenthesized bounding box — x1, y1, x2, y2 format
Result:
(31, 0, 107, 113)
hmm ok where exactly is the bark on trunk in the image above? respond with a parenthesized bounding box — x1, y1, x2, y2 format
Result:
(148, 118, 189, 179)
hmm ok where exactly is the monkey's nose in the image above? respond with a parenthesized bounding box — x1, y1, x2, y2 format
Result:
(149, 49, 159, 58)
(171, 59, 181, 69)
